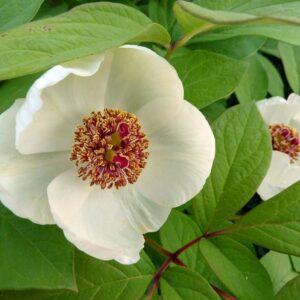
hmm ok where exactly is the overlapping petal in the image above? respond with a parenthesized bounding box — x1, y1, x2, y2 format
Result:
(257, 94, 300, 129)
(1, 45, 215, 264)
(0, 100, 71, 224)
(47, 169, 144, 264)
(16, 46, 183, 154)
(137, 100, 215, 207)
(257, 94, 300, 200)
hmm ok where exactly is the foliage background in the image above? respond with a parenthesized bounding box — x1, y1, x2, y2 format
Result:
(1, 0, 300, 299)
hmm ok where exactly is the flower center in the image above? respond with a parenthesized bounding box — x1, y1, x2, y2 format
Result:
(269, 124, 300, 161)
(70, 109, 149, 189)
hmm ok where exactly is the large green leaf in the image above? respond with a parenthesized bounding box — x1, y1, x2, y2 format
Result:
(159, 211, 228, 289)
(148, 0, 176, 32)
(201, 99, 227, 123)
(34, 1, 69, 20)
(235, 54, 268, 103)
(257, 53, 284, 97)
(0, 250, 154, 299)
(195, 24, 300, 47)
(0, 73, 40, 113)
(160, 267, 220, 300)
(195, 0, 300, 12)
(226, 183, 300, 256)
(193, 103, 272, 231)
(160, 210, 201, 270)
(0, 0, 44, 32)
(290, 255, 300, 272)
(261, 39, 281, 58)
(0, 2, 170, 80)
(261, 251, 298, 294)
(174, 1, 300, 47)
(0, 203, 76, 290)
(275, 275, 300, 299)
(171, 50, 247, 108)
(236, 53, 283, 102)
(190, 36, 266, 59)
(175, 0, 300, 31)
(278, 41, 300, 93)
(200, 236, 273, 300)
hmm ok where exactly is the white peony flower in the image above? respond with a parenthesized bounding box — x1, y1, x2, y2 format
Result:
(257, 94, 300, 200)
(0, 46, 215, 264)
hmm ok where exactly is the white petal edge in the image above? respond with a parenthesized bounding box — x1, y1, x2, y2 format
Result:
(48, 169, 144, 264)
(120, 186, 171, 234)
(16, 45, 184, 154)
(287, 93, 300, 105)
(16, 54, 105, 154)
(0, 100, 71, 224)
(136, 100, 215, 207)
(257, 95, 300, 127)
(258, 151, 300, 200)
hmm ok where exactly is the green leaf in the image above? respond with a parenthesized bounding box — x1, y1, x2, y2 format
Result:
(0, 0, 43, 32)
(159, 211, 227, 289)
(257, 53, 284, 97)
(0, 203, 76, 290)
(278, 41, 300, 93)
(275, 275, 300, 300)
(171, 50, 247, 108)
(161, 267, 220, 300)
(235, 54, 268, 103)
(290, 255, 300, 272)
(201, 99, 227, 123)
(0, 250, 154, 300)
(194, 23, 300, 47)
(193, 103, 272, 231)
(190, 36, 266, 59)
(0, 2, 170, 80)
(261, 251, 298, 294)
(0, 73, 40, 113)
(34, 1, 69, 20)
(148, 0, 176, 32)
(261, 39, 281, 58)
(160, 210, 201, 270)
(175, 1, 300, 47)
(200, 236, 273, 300)
(226, 183, 300, 256)
(175, 0, 300, 31)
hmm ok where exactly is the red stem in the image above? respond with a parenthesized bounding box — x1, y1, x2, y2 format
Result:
(147, 257, 173, 299)
(212, 285, 238, 300)
(144, 236, 186, 266)
(147, 228, 231, 299)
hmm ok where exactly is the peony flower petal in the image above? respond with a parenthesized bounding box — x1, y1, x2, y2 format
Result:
(16, 55, 105, 154)
(101, 46, 184, 134)
(0, 100, 71, 224)
(120, 186, 171, 234)
(258, 151, 300, 200)
(136, 100, 215, 207)
(48, 169, 144, 264)
(256, 182, 283, 201)
(257, 95, 300, 126)
(16, 46, 183, 154)
(287, 93, 300, 105)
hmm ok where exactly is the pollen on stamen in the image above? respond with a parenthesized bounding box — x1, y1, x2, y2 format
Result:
(70, 109, 149, 189)
(269, 124, 300, 162)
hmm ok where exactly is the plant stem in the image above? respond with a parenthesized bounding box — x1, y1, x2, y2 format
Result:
(164, 24, 215, 60)
(146, 228, 229, 299)
(144, 236, 172, 257)
(144, 236, 186, 266)
(212, 285, 238, 300)
(147, 256, 173, 300)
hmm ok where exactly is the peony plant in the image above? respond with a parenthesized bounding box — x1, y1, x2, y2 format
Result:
(0, 1, 300, 299)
